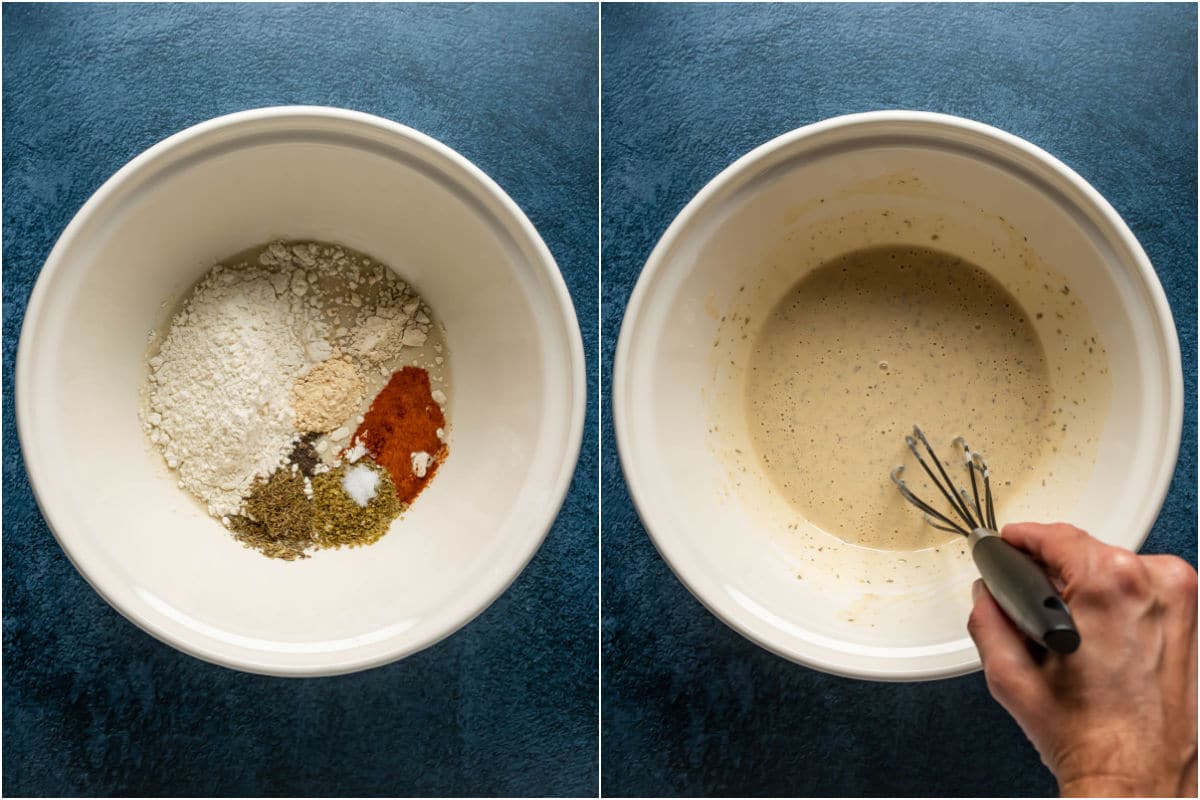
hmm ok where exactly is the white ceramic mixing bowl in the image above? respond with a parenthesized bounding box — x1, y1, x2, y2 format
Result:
(613, 110, 1182, 680)
(17, 106, 585, 676)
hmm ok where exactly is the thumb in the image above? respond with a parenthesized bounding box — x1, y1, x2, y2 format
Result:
(967, 580, 1042, 707)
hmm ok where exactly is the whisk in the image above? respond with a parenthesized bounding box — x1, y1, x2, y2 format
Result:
(891, 426, 1080, 654)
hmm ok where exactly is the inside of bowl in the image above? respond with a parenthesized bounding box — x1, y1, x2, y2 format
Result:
(21, 114, 579, 672)
(622, 128, 1174, 676)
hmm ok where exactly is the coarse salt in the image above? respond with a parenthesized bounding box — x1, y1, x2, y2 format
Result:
(341, 464, 380, 507)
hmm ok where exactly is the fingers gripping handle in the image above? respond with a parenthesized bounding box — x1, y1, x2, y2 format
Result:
(969, 529, 1081, 654)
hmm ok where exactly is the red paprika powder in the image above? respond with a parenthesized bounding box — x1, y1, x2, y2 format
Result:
(352, 367, 446, 504)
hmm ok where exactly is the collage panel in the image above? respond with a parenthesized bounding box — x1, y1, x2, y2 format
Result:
(602, 3, 1197, 796)
(4, 3, 597, 796)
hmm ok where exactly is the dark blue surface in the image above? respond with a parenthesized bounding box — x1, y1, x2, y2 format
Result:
(3, 4, 597, 796)
(601, 4, 1196, 797)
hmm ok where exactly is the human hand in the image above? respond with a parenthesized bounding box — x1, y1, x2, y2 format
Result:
(967, 522, 1197, 797)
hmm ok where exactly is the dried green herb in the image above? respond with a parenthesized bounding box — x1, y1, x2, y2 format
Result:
(229, 467, 314, 560)
(312, 461, 403, 549)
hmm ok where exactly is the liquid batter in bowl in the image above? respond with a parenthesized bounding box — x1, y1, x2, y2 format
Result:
(747, 245, 1060, 551)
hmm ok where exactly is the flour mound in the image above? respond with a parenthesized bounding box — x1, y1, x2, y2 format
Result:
(143, 266, 321, 516)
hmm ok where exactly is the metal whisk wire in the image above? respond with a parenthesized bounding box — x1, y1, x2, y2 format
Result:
(889, 425, 996, 536)
(888, 425, 1082, 654)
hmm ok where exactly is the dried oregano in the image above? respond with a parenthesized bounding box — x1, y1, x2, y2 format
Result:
(312, 461, 403, 549)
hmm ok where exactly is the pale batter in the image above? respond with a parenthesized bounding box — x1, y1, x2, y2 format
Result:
(746, 245, 1060, 551)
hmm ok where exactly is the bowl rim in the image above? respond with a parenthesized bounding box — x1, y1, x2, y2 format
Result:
(15, 105, 587, 676)
(612, 109, 1184, 681)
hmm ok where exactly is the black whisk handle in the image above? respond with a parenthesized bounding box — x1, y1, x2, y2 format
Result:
(969, 529, 1080, 654)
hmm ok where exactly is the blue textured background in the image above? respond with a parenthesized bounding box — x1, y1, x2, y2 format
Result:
(601, 4, 1196, 797)
(3, 4, 597, 796)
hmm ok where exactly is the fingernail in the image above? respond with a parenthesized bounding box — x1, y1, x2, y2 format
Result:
(972, 579, 985, 601)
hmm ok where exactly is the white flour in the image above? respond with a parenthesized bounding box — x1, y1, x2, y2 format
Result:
(144, 266, 317, 516)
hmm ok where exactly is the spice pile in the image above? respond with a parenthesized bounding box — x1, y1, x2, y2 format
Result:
(141, 241, 450, 560)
